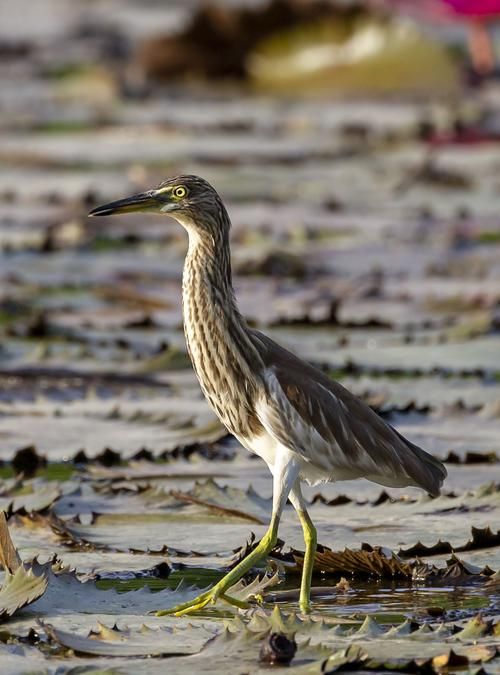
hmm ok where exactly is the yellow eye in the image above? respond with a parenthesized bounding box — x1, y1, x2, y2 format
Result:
(173, 186, 187, 199)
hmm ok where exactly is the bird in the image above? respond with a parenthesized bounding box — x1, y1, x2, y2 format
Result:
(89, 175, 447, 616)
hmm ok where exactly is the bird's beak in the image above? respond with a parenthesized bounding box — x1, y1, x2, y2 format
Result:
(88, 190, 163, 217)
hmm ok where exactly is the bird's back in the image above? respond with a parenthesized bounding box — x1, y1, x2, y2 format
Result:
(250, 330, 447, 496)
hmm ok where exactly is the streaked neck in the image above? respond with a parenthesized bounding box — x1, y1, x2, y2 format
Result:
(181, 225, 263, 434)
(183, 226, 239, 325)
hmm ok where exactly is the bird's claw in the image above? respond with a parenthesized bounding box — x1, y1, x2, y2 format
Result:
(156, 589, 214, 616)
(172, 595, 213, 617)
(156, 587, 251, 617)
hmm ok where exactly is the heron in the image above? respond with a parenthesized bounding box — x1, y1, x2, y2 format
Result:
(89, 175, 447, 615)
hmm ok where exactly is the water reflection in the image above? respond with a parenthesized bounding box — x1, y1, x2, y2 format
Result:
(270, 578, 493, 621)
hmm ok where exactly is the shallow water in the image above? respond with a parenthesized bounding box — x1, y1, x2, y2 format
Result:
(273, 579, 494, 621)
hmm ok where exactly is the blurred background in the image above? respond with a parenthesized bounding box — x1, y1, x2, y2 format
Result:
(1, 5, 500, 655)
(0, 0, 499, 485)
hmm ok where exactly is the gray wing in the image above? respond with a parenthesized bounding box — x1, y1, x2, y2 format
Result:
(250, 330, 446, 496)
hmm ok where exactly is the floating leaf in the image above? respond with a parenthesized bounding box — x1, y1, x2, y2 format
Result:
(43, 621, 213, 657)
(291, 544, 415, 578)
(26, 560, 210, 617)
(0, 482, 62, 516)
(285, 543, 496, 581)
(398, 526, 500, 557)
(0, 566, 48, 621)
(168, 488, 264, 525)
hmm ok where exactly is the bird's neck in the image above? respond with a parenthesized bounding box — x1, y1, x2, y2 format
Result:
(182, 228, 239, 334)
(181, 227, 263, 435)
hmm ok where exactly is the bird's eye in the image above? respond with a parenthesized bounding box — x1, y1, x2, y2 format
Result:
(173, 186, 187, 199)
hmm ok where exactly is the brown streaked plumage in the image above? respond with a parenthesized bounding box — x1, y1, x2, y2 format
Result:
(89, 174, 447, 615)
(250, 329, 445, 495)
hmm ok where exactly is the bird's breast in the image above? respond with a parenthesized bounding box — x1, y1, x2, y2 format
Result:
(182, 296, 263, 439)
(189, 344, 263, 438)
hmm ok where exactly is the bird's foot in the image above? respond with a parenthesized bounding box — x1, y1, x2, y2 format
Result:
(156, 583, 251, 617)
(157, 526, 277, 617)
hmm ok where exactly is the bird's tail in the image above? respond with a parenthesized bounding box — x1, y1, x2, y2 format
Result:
(398, 432, 447, 497)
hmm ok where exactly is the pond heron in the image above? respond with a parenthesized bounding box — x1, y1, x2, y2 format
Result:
(89, 175, 447, 615)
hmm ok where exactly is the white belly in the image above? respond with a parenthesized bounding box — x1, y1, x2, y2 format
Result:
(238, 431, 278, 469)
(237, 431, 334, 486)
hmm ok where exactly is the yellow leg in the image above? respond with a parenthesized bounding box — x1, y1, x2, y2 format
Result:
(157, 522, 279, 616)
(296, 508, 317, 613)
(157, 452, 301, 617)
(290, 483, 317, 614)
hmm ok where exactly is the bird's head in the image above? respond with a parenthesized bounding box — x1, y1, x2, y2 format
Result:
(88, 174, 230, 240)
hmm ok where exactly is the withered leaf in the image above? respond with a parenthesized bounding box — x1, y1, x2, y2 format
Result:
(0, 512, 22, 574)
(0, 566, 48, 621)
(398, 526, 500, 557)
(43, 621, 210, 657)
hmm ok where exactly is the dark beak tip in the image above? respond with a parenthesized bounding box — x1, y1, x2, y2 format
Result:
(88, 206, 112, 217)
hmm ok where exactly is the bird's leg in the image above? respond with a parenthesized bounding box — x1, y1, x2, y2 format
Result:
(159, 521, 278, 617)
(289, 482, 317, 614)
(157, 451, 300, 616)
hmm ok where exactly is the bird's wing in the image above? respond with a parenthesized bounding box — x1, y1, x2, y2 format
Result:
(250, 330, 446, 496)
